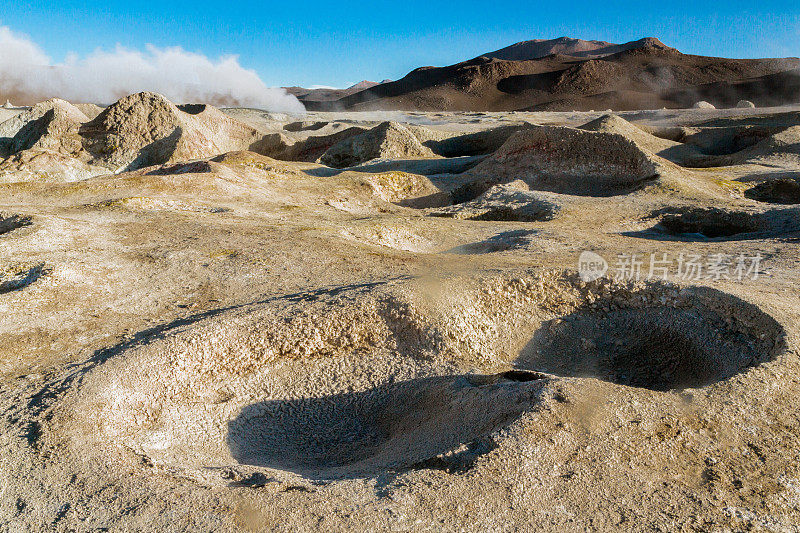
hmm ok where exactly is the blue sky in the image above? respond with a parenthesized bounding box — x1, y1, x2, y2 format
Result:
(3, 0, 800, 88)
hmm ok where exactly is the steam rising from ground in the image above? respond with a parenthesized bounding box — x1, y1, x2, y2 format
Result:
(0, 26, 304, 112)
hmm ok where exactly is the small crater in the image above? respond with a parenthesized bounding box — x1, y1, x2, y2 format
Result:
(446, 230, 537, 255)
(177, 104, 208, 115)
(283, 121, 328, 132)
(657, 208, 763, 238)
(0, 213, 32, 236)
(0, 263, 46, 293)
(518, 285, 785, 391)
(69, 273, 787, 483)
(501, 370, 548, 382)
(626, 207, 768, 240)
(227, 373, 550, 479)
(745, 178, 800, 204)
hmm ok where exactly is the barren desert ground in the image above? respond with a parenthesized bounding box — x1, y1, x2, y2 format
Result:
(1, 94, 800, 531)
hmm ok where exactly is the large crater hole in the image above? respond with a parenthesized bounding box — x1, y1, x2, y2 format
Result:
(227, 371, 550, 479)
(516, 286, 785, 391)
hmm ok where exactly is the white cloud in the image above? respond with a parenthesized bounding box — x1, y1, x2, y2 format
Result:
(0, 25, 304, 112)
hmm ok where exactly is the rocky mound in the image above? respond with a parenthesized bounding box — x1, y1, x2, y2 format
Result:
(0, 149, 106, 183)
(0, 98, 88, 157)
(249, 125, 374, 163)
(431, 182, 559, 221)
(365, 171, 442, 205)
(74, 103, 105, 121)
(79, 92, 263, 171)
(459, 126, 659, 198)
(580, 114, 705, 166)
(288, 126, 369, 162)
(581, 115, 670, 151)
(320, 122, 435, 168)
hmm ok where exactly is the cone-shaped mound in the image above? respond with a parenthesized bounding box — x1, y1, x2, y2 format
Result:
(79, 92, 262, 171)
(0, 98, 88, 157)
(463, 126, 659, 197)
(320, 121, 435, 168)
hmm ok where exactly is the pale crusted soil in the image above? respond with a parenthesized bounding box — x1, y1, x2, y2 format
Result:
(1, 104, 800, 532)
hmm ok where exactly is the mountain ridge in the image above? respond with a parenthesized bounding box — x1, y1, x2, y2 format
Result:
(302, 37, 800, 111)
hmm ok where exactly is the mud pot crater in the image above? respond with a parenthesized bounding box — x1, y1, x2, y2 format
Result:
(0, 263, 46, 293)
(59, 272, 787, 479)
(519, 292, 783, 390)
(624, 207, 771, 240)
(745, 178, 800, 204)
(0, 213, 32, 236)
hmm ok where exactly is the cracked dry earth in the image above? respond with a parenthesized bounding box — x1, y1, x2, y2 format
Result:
(1, 98, 800, 532)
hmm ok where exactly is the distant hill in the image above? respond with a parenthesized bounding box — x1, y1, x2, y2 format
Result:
(303, 37, 800, 112)
(284, 80, 388, 106)
(484, 36, 673, 61)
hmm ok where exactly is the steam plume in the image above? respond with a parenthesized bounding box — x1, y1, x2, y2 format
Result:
(0, 25, 304, 112)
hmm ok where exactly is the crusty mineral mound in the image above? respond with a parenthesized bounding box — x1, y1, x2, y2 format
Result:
(579, 114, 705, 166)
(261, 126, 369, 162)
(366, 171, 441, 204)
(0, 149, 106, 183)
(320, 121, 435, 168)
(0, 98, 88, 157)
(79, 92, 263, 171)
(462, 126, 659, 197)
(580, 114, 671, 152)
(431, 182, 559, 221)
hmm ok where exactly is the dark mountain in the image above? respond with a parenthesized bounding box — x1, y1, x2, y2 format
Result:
(304, 38, 800, 112)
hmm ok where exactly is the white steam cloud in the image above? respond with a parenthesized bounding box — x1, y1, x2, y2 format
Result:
(0, 25, 304, 112)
